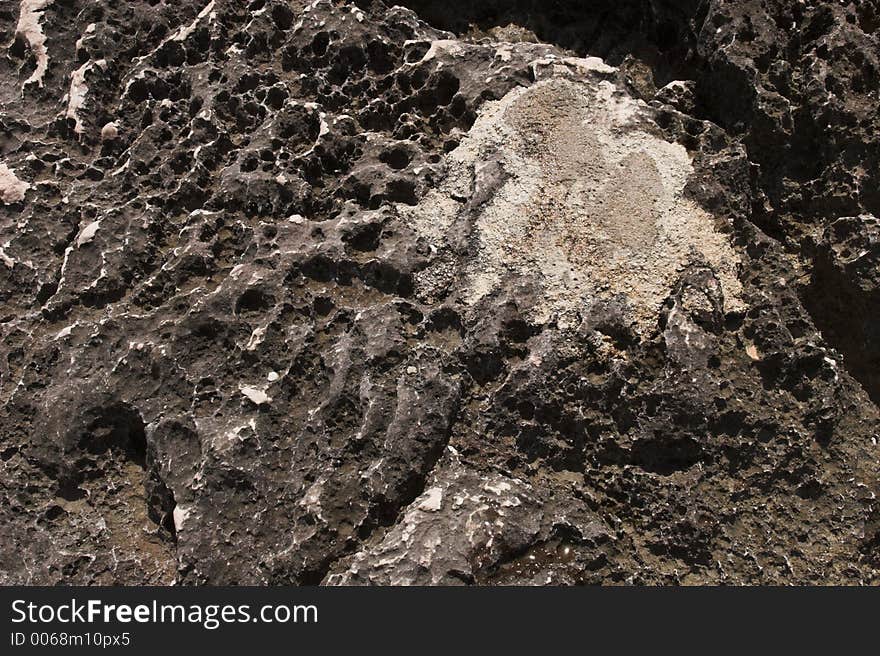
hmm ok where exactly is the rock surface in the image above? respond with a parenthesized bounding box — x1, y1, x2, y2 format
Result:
(1, 0, 879, 585)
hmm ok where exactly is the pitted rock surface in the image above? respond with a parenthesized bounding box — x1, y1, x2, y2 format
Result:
(1, 1, 880, 585)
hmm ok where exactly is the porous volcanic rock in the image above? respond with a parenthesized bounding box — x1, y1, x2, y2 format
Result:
(1, 0, 879, 585)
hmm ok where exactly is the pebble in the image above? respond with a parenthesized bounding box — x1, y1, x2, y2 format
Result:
(100, 122, 118, 140)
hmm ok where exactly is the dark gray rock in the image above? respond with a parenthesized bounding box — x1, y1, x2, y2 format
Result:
(1, 0, 879, 585)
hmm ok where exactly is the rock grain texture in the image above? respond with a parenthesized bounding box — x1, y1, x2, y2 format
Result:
(1, 0, 879, 585)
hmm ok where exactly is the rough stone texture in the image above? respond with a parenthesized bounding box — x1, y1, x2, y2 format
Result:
(1, 0, 879, 585)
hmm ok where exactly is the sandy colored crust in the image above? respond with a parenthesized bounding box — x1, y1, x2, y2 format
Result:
(407, 68, 743, 333)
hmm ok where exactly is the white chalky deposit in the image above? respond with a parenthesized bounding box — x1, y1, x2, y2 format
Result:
(405, 64, 744, 333)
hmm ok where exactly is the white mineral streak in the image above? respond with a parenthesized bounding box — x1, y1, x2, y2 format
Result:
(0, 248, 14, 268)
(0, 162, 30, 204)
(172, 0, 216, 42)
(172, 505, 190, 532)
(75, 220, 101, 247)
(16, 0, 54, 87)
(402, 58, 744, 333)
(126, 0, 216, 76)
(74, 22, 96, 51)
(67, 59, 106, 134)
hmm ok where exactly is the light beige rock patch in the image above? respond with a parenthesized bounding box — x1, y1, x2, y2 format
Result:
(66, 58, 107, 135)
(16, 0, 54, 88)
(404, 60, 744, 333)
(0, 162, 30, 204)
